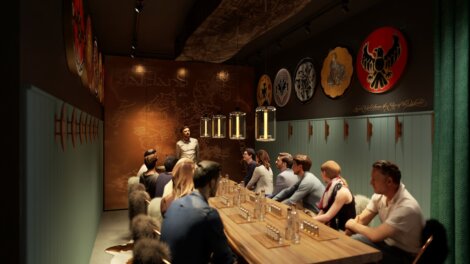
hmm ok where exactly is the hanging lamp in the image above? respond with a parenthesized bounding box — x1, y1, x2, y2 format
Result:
(200, 114, 211, 138)
(229, 107, 246, 140)
(212, 113, 226, 138)
(255, 105, 276, 141)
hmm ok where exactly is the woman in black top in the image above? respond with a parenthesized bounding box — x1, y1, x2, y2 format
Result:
(314, 160, 356, 231)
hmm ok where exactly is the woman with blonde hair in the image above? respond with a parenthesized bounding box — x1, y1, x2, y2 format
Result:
(161, 158, 195, 216)
(147, 158, 195, 223)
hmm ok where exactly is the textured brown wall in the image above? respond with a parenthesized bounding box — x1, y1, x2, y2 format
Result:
(104, 56, 255, 210)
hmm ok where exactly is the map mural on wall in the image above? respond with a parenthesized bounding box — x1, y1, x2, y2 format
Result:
(104, 56, 255, 210)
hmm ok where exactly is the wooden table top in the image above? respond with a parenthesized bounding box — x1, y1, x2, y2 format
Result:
(209, 185, 382, 264)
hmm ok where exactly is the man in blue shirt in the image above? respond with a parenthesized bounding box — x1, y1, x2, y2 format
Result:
(273, 154, 325, 213)
(161, 160, 236, 264)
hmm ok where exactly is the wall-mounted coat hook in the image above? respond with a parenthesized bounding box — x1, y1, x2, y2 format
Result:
(343, 119, 349, 140)
(86, 115, 92, 143)
(288, 122, 293, 140)
(94, 119, 99, 140)
(55, 103, 67, 151)
(308, 121, 313, 140)
(395, 116, 402, 143)
(367, 118, 373, 143)
(324, 120, 330, 141)
(79, 112, 86, 144)
(68, 108, 77, 148)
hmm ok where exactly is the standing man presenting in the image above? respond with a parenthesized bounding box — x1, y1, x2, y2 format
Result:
(176, 125, 199, 162)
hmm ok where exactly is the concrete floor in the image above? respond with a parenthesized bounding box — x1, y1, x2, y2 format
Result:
(89, 210, 131, 264)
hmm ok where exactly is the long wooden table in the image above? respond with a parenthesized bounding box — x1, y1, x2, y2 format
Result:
(209, 186, 381, 264)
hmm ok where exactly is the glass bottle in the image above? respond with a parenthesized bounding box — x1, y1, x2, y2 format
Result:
(234, 186, 241, 207)
(239, 181, 246, 203)
(285, 207, 293, 240)
(254, 192, 261, 220)
(291, 204, 300, 244)
(260, 189, 266, 221)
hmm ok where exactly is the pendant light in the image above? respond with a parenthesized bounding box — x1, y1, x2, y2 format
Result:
(229, 107, 246, 140)
(255, 105, 276, 141)
(212, 113, 226, 138)
(228, 14, 247, 140)
(200, 114, 211, 138)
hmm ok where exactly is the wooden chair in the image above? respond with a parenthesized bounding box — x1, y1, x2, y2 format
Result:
(413, 219, 448, 264)
(412, 235, 433, 264)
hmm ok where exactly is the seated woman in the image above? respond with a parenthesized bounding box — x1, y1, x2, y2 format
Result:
(148, 158, 195, 223)
(314, 160, 355, 231)
(160, 158, 195, 217)
(246, 149, 273, 195)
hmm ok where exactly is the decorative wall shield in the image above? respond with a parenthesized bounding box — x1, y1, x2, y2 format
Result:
(273, 68, 292, 107)
(257, 74, 273, 106)
(92, 39, 99, 96)
(321, 47, 353, 99)
(98, 53, 104, 103)
(85, 15, 94, 91)
(294, 57, 316, 103)
(63, 0, 86, 77)
(356, 27, 408, 93)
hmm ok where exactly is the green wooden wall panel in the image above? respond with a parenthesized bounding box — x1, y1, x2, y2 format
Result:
(256, 112, 432, 219)
(25, 87, 103, 264)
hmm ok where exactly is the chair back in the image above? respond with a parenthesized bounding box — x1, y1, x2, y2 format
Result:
(413, 219, 448, 264)
(354, 194, 370, 215)
(412, 235, 433, 264)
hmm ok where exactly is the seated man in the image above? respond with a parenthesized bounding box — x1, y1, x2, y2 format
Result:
(345, 160, 424, 264)
(160, 160, 236, 264)
(242, 148, 257, 186)
(154, 156, 178, 198)
(139, 149, 159, 198)
(269, 152, 297, 198)
(272, 154, 325, 213)
(137, 149, 157, 177)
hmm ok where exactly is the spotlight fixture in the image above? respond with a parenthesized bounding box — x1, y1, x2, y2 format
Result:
(130, 49, 135, 58)
(135, 0, 144, 13)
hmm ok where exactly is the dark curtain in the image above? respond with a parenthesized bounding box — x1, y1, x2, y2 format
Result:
(432, 0, 469, 263)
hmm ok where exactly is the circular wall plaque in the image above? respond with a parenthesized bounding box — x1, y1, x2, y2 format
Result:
(84, 15, 93, 90)
(256, 74, 272, 106)
(273, 68, 292, 107)
(321, 47, 353, 99)
(356, 27, 408, 93)
(294, 57, 316, 103)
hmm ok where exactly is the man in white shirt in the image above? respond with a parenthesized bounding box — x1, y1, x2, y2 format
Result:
(176, 126, 199, 162)
(345, 160, 424, 264)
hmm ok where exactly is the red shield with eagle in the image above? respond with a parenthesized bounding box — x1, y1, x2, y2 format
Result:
(356, 27, 408, 93)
